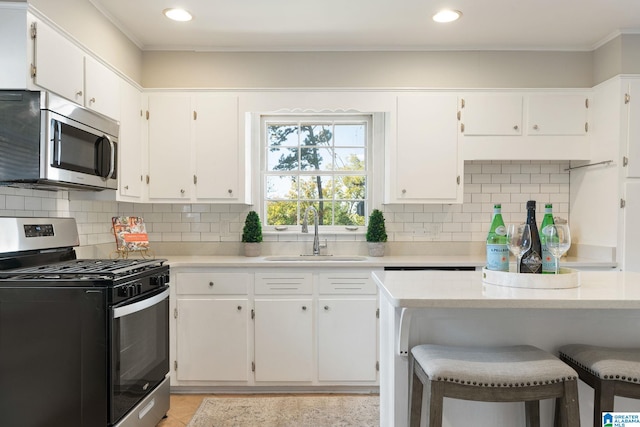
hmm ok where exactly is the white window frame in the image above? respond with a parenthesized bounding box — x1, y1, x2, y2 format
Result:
(259, 113, 375, 234)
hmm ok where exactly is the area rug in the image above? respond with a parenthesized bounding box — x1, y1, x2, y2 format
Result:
(186, 395, 379, 427)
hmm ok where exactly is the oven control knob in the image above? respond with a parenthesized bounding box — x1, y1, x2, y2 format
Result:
(151, 274, 169, 287)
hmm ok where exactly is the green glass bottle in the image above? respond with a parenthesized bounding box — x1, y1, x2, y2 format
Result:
(540, 203, 556, 274)
(486, 204, 509, 271)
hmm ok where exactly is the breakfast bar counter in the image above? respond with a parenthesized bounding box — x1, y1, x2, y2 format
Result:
(372, 270, 640, 427)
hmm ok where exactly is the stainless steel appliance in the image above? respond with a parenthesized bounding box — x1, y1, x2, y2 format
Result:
(0, 90, 118, 191)
(0, 217, 169, 427)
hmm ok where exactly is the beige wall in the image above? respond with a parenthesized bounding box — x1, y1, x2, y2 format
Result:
(141, 50, 593, 89)
(622, 34, 640, 74)
(28, 0, 142, 83)
(592, 34, 640, 85)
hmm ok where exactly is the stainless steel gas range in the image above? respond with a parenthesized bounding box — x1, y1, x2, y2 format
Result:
(0, 217, 170, 427)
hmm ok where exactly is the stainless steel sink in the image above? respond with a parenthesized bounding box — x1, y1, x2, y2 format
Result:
(263, 255, 368, 262)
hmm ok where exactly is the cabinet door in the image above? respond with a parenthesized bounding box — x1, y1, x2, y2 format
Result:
(147, 94, 192, 200)
(176, 298, 249, 381)
(393, 94, 461, 203)
(318, 298, 378, 382)
(527, 94, 588, 136)
(32, 19, 84, 104)
(622, 181, 640, 272)
(117, 80, 144, 200)
(254, 298, 313, 382)
(84, 56, 120, 120)
(193, 94, 240, 200)
(460, 94, 523, 136)
(625, 80, 640, 178)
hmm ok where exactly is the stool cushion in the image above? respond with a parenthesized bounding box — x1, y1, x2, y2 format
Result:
(559, 344, 640, 383)
(411, 344, 577, 387)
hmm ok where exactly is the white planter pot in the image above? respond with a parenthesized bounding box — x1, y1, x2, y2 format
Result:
(367, 242, 385, 257)
(244, 242, 261, 257)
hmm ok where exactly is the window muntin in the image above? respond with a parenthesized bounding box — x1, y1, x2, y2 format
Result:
(262, 115, 370, 230)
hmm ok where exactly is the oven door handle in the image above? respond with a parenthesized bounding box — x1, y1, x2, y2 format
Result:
(113, 287, 169, 319)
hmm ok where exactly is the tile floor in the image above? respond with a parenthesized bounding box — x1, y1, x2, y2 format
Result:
(157, 394, 210, 427)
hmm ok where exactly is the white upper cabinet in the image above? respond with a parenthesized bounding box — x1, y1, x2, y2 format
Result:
(527, 94, 588, 136)
(147, 93, 192, 200)
(84, 56, 121, 119)
(118, 80, 145, 201)
(0, 4, 29, 89)
(461, 91, 591, 160)
(193, 94, 240, 200)
(459, 94, 523, 136)
(0, 8, 122, 120)
(31, 17, 84, 105)
(623, 79, 640, 178)
(388, 94, 462, 204)
(145, 92, 246, 203)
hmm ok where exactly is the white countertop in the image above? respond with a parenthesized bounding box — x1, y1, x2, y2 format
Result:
(372, 270, 640, 309)
(161, 255, 615, 269)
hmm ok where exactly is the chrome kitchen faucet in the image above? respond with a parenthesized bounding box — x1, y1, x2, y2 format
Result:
(302, 206, 321, 255)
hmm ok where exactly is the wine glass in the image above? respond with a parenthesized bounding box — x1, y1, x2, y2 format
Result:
(507, 224, 532, 273)
(547, 224, 571, 274)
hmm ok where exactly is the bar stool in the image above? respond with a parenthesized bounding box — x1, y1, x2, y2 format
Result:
(559, 344, 640, 427)
(409, 344, 580, 427)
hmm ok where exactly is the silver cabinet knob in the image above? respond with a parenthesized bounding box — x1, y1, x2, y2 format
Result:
(324, 305, 329, 311)
(76, 90, 83, 97)
(302, 306, 307, 311)
(533, 124, 539, 130)
(209, 281, 214, 287)
(513, 125, 519, 130)
(124, 185, 129, 190)
(180, 189, 185, 194)
(89, 97, 96, 104)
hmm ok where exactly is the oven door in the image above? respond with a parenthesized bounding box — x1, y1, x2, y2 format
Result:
(110, 286, 169, 425)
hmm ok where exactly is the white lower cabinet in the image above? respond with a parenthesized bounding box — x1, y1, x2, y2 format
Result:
(253, 272, 313, 382)
(171, 267, 380, 389)
(318, 272, 378, 382)
(176, 298, 249, 381)
(254, 298, 314, 382)
(318, 299, 378, 381)
(174, 272, 251, 383)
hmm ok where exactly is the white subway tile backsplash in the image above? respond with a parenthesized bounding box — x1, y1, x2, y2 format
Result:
(0, 160, 570, 247)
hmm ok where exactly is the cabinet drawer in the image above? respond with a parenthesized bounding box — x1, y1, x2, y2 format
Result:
(255, 273, 313, 295)
(319, 273, 377, 295)
(176, 272, 250, 295)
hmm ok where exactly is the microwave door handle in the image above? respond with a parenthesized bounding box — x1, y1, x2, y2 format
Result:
(53, 121, 62, 165)
(105, 135, 115, 179)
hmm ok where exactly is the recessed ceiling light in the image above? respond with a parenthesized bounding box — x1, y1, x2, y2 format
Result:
(432, 9, 462, 23)
(163, 8, 193, 22)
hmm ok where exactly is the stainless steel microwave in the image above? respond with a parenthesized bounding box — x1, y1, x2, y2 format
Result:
(0, 90, 118, 191)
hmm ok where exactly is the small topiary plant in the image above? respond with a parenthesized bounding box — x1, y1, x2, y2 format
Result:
(242, 211, 263, 243)
(366, 209, 387, 242)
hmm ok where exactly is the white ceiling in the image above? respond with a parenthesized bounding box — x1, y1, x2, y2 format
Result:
(89, 0, 640, 52)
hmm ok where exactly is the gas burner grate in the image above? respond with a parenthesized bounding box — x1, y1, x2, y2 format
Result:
(0, 258, 165, 278)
